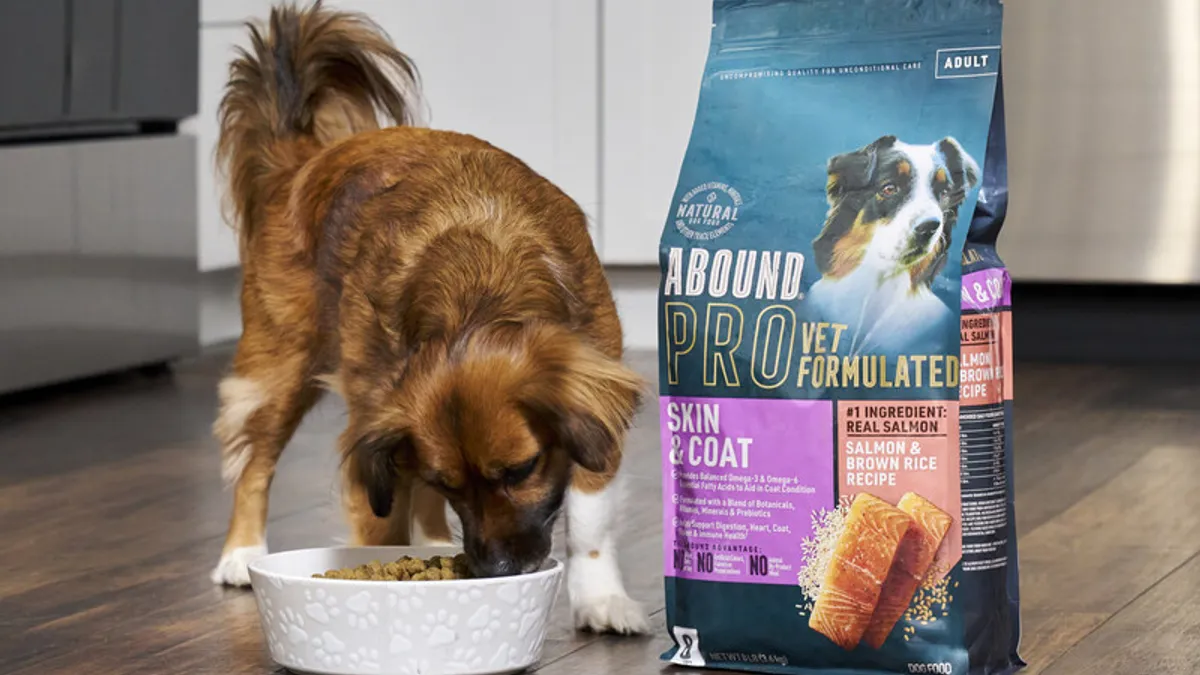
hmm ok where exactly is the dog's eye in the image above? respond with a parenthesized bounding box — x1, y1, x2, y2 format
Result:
(879, 183, 899, 197)
(502, 455, 540, 485)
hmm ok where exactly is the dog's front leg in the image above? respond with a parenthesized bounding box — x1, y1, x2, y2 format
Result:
(341, 444, 414, 547)
(565, 470, 649, 635)
(410, 481, 455, 546)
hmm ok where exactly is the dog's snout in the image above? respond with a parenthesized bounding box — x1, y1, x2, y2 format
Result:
(914, 218, 941, 239)
(470, 556, 521, 578)
(467, 542, 523, 578)
(462, 526, 552, 579)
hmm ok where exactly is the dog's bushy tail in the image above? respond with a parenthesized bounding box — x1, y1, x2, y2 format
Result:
(216, 0, 419, 254)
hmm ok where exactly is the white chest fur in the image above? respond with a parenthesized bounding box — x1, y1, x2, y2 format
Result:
(807, 271, 950, 354)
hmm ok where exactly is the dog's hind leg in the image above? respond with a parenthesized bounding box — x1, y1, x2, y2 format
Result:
(566, 465, 650, 635)
(211, 339, 321, 587)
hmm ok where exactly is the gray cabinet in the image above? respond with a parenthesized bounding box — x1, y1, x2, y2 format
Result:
(0, 1, 68, 127)
(0, 0, 198, 133)
(68, 0, 119, 118)
(117, 0, 200, 120)
(0, 0, 201, 393)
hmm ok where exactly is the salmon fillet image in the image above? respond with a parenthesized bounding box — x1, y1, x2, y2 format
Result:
(862, 492, 954, 649)
(808, 493, 913, 650)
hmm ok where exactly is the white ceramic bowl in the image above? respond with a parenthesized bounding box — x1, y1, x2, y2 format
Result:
(248, 546, 563, 675)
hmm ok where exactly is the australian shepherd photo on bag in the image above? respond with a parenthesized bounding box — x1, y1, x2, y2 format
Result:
(807, 135, 980, 354)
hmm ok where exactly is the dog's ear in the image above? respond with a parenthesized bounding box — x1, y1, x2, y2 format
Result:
(347, 431, 414, 518)
(938, 137, 980, 190)
(816, 136, 897, 275)
(816, 135, 892, 275)
(520, 342, 645, 474)
(825, 135, 896, 203)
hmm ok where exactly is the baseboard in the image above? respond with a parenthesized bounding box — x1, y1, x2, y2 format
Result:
(1011, 282, 1200, 363)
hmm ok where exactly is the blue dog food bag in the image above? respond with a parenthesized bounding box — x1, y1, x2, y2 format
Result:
(658, 1, 1020, 674)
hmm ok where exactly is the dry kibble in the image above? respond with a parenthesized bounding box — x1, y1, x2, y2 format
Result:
(312, 553, 473, 581)
(400, 557, 427, 576)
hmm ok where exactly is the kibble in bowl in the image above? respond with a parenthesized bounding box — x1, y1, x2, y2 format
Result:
(247, 546, 562, 675)
(313, 553, 471, 581)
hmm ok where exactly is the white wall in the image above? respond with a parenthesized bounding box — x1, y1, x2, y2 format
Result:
(600, 0, 712, 264)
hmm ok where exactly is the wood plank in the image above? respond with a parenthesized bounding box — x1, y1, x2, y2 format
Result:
(1009, 364, 1123, 436)
(1013, 445, 1200, 670)
(1016, 611, 1108, 675)
(1009, 363, 1200, 535)
(3, 472, 665, 674)
(3, 499, 365, 674)
(1013, 410, 1195, 534)
(1043, 553, 1200, 675)
(536, 613, 673, 675)
(0, 439, 343, 599)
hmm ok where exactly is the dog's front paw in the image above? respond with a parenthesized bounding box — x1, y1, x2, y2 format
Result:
(210, 544, 268, 587)
(572, 593, 650, 635)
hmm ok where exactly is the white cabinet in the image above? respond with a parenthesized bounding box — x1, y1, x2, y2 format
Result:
(191, 0, 599, 271)
(599, 0, 712, 265)
(0, 144, 74, 255)
(75, 137, 197, 260)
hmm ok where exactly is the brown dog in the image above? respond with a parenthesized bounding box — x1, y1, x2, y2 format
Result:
(209, 1, 648, 633)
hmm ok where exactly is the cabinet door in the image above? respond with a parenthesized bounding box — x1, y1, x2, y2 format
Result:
(600, 0, 712, 265)
(116, 0, 200, 121)
(68, 0, 118, 119)
(75, 136, 197, 260)
(0, 145, 75, 254)
(0, 0, 67, 127)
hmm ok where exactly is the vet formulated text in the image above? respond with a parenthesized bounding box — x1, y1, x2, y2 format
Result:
(658, 1, 1020, 674)
(662, 246, 963, 393)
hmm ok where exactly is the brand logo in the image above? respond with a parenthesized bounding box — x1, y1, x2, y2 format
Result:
(675, 182, 743, 241)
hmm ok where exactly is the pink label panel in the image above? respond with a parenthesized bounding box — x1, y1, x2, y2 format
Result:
(962, 268, 1012, 311)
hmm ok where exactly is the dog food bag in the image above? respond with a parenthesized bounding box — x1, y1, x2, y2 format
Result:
(658, 1, 1020, 674)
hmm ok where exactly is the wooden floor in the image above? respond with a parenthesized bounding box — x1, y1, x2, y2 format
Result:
(1, 349, 1198, 674)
